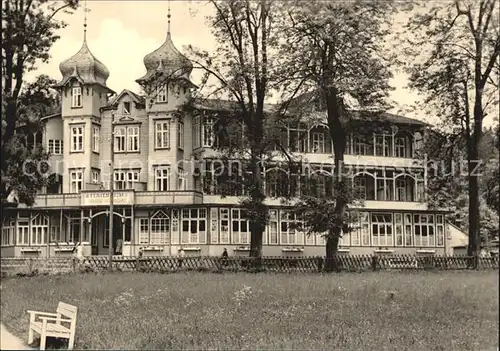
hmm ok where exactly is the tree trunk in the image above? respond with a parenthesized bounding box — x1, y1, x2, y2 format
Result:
(325, 231, 340, 272)
(248, 150, 265, 261)
(467, 90, 484, 267)
(323, 85, 348, 274)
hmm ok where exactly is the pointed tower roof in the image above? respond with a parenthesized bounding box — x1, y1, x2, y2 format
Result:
(54, 3, 112, 92)
(136, 4, 194, 84)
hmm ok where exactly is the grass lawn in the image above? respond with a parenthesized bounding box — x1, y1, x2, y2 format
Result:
(1, 271, 498, 350)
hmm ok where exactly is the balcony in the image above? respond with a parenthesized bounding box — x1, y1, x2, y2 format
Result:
(29, 193, 81, 208)
(135, 191, 203, 206)
(28, 191, 204, 208)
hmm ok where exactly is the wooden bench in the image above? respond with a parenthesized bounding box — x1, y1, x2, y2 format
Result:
(27, 302, 77, 350)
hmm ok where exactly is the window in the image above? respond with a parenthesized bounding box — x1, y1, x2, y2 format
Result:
(280, 210, 304, 245)
(92, 126, 100, 153)
(354, 176, 367, 200)
(210, 208, 219, 244)
(48, 140, 63, 155)
(150, 211, 170, 244)
(395, 137, 406, 158)
(268, 209, 278, 244)
(123, 101, 131, 114)
(31, 214, 48, 245)
(115, 126, 139, 152)
(17, 220, 30, 245)
(353, 136, 368, 155)
(231, 209, 250, 245)
(416, 179, 425, 202)
(266, 169, 289, 198)
(220, 208, 230, 244)
(70, 169, 83, 193)
(348, 213, 360, 246)
(375, 171, 394, 201)
(171, 209, 180, 244)
(374, 134, 391, 157)
(202, 117, 214, 147)
(157, 84, 167, 103)
(181, 208, 206, 244)
(371, 213, 393, 247)
(155, 167, 170, 191)
(289, 124, 308, 152)
(178, 169, 186, 190)
(127, 126, 139, 152)
(114, 127, 126, 152)
(155, 121, 170, 149)
(351, 212, 370, 246)
(50, 225, 63, 243)
(396, 179, 406, 201)
(193, 116, 201, 149)
(1, 223, 11, 246)
(139, 218, 150, 245)
(70, 126, 84, 152)
(414, 214, 435, 247)
(404, 213, 413, 246)
(114, 170, 139, 190)
(436, 214, 445, 247)
(69, 218, 81, 243)
(395, 213, 404, 246)
(91, 170, 100, 184)
(311, 132, 325, 153)
(178, 122, 184, 149)
(72, 87, 82, 108)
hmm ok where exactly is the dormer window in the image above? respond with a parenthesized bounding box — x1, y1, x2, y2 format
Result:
(157, 84, 167, 103)
(123, 101, 131, 114)
(72, 87, 82, 108)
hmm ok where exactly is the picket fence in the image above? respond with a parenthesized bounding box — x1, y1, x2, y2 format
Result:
(1, 254, 498, 276)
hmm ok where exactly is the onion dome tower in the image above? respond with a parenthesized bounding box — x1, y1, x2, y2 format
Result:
(53, 3, 113, 94)
(136, 4, 197, 101)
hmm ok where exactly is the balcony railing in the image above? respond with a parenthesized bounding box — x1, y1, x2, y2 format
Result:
(135, 191, 203, 205)
(29, 191, 204, 208)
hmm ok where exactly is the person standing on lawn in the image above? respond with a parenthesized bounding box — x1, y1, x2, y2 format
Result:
(221, 248, 228, 267)
(178, 247, 185, 268)
(73, 242, 84, 268)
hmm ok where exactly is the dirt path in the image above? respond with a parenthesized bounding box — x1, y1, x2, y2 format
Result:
(0, 324, 32, 350)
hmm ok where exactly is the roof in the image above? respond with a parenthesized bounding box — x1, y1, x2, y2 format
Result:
(137, 32, 193, 83)
(108, 89, 146, 106)
(283, 89, 428, 127)
(190, 97, 426, 127)
(100, 89, 147, 111)
(40, 113, 62, 121)
(55, 38, 114, 94)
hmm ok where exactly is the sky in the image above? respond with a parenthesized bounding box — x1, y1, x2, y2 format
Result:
(25, 1, 440, 124)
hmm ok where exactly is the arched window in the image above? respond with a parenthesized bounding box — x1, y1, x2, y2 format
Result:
(31, 214, 49, 245)
(265, 168, 289, 198)
(394, 174, 416, 201)
(150, 211, 170, 245)
(353, 172, 376, 200)
(310, 169, 333, 198)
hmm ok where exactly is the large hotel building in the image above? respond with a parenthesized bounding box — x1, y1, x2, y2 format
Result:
(0, 16, 467, 258)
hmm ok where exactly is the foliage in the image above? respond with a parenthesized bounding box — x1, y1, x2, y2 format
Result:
(1, 0, 79, 205)
(183, 0, 284, 258)
(1, 75, 60, 206)
(275, 0, 398, 268)
(402, 0, 499, 256)
(1, 271, 498, 349)
(425, 127, 499, 243)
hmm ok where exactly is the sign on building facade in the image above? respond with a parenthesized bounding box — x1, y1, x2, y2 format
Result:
(81, 191, 134, 206)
